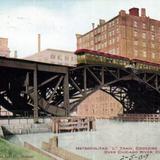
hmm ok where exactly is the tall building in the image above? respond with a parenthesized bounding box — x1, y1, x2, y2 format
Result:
(0, 38, 10, 57)
(76, 8, 160, 64)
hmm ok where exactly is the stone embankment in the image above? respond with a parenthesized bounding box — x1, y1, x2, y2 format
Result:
(42, 136, 90, 160)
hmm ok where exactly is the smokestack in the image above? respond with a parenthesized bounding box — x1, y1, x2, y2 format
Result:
(14, 50, 17, 58)
(99, 19, 105, 25)
(38, 34, 41, 53)
(92, 23, 95, 29)
(129, 8, 139, 16)
(141, 8, 146, 17)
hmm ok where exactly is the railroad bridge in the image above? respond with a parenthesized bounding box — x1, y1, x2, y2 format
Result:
(0, 56, 160, 122)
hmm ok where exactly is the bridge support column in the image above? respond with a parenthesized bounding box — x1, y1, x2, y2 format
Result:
(84, 67, 87, 95)
(33, 67, 38, 123)
(64, 72, 69, 116)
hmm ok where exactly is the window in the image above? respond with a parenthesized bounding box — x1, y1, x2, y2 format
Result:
(65, 56, 69, 61)
(50, 54, 56, 59)
(104, 42, 107, 47)
(133, 21, 138, 27)
(142, 32, 146, 39)
(151, 43, 155, 48)
(134, 31, 138, 37)
(91, 40, 94, 45)
(112, 38, 115, 44)
(151, 25, 155, 31)
(116, 28, 119, 33)
(134, 49, 138, 56)
(142, 23, 146, 29)
(112, 30, 115, 36)
(134, 41, 138, 45)
(71, 56, 74, 61)
(152, 52, 156, 59)
(57, 55, 62, 60)
(143, 51, 147, 57)
(101, 43, 104, 49)
(142, 42, 146, 47)
(117, 37, 119, 42)
(151, 34, 155, 41)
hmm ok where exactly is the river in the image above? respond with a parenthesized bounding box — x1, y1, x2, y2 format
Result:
(6, 119, 160, 160)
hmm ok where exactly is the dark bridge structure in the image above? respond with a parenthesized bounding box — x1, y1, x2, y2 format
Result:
(0, 56, 160, 122)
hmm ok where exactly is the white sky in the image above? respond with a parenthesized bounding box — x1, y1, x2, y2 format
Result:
(0, 0, 160, 57)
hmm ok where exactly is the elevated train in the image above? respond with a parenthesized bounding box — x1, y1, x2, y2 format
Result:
(75, 49, 160, 72)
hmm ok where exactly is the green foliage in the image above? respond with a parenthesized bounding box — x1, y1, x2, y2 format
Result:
(0, 138, 50, 160)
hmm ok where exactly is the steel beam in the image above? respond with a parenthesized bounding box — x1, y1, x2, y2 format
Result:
(84, 67, 87, 94)
(37, 64, 68, 73)
(63, 72, 69, 115)
(33, 68, 38, 123)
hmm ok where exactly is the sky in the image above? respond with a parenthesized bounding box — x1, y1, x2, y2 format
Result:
(0, 0, 160, 57)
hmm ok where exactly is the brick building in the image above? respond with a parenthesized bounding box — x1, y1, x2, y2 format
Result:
(76, 8, 160, 63)
(76, 90, 122, 119)
(0, 38, 10, 57)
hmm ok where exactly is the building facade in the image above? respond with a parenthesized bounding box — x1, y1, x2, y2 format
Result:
(76, 90, 123, 119)
(0, 38, 10, 57)
(25, 48, 77, 66)
(76, 8, 160, 63)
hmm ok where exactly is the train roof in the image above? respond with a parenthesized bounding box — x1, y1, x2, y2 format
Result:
(75, 49, 130, 60)
(132, 59, 160, 67)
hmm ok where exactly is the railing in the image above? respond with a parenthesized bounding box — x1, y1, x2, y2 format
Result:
(115, 114, 160, 122)
(52, 116, 96, 133)
(0, 111, 52, 125)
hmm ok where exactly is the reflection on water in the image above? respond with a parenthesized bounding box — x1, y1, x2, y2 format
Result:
(7, 120, 160, 160)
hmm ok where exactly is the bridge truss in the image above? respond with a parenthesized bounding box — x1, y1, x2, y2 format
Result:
(0, 56, 160, 121)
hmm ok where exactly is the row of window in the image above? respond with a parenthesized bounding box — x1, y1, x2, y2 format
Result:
(133, 31, 158, 41)
(50, 54, 76, 61)
(133, 41, 158, 49)
(133, 21, 159, 32)
(95, 19, 119, 34)
(80, 35, 119, 49)
(79, 27, 119, 44)
(133, 49, 157, 59)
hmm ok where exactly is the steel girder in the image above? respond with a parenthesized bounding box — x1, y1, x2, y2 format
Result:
(1, 59, 160, 118)
(68, 65, 160, 114)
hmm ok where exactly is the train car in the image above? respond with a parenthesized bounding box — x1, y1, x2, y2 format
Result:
(132, 59, 160, 72)
(75, 49, 130, 67)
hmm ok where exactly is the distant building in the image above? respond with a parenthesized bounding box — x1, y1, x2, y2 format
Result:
(0, 38, 10, 57)
(76, 8, 160, 63)
(25, 48, 77, 66)
(76, 90, 123, 119)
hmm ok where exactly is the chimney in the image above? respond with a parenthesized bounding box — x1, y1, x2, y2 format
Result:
(129, 8, 139, 16)
(141, 8, 146, 17)
(99, 19, 105, 25)
(92, 23, 95, 29)
(119, 10, 126, 16)
(38, 34, 41, 53)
